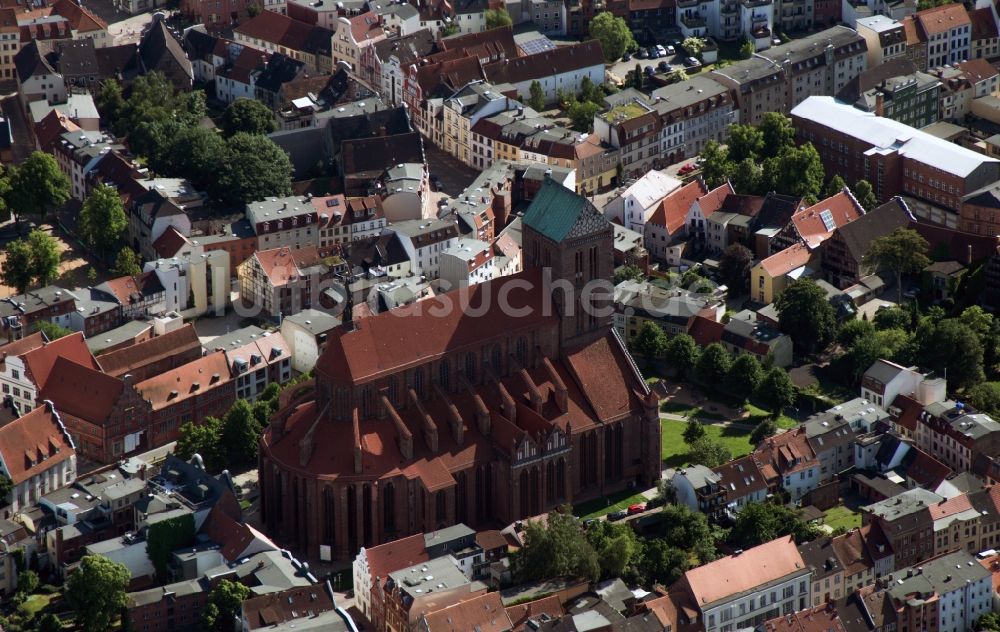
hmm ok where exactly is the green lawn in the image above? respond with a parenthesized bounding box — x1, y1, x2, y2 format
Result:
(573, 489, 650, 520)
(823, 505, 862, 531)
(743, 403, 798, 429)
(661, 419, 755, 467)
(660, 402, 726, 421)
(19, 593, 56, 617)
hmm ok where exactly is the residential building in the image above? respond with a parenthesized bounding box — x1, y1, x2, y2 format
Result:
(331, 12, 385, 72)
(820, 197, 913, 288)
(672, 465, 728, 520)
(970, 6, 999, 61)
(603, 170, 682, 234)
(650, 76, 738, 164)
(388, 217, 461, 278)
(0, 332, 99, 415)
(855, 15, 908, 67)
(911, 3, 971, 69)
(751, 242, 814, 304)
(481, 40, 604, 104)
(713, 455, 768, 516)
(754, 426, 821, 501)
(14, 40, 67, 105)
(775, 190, 865, 252)
(246, 195, 321, 250)
(382, 557, 485, 632)
(886, 550, 992, 632)
(279, 309, 340, 373)
(862, 487, 940, 569)
(644, 179, 706, 264)
(127, 186, 198, 262)
(836, 59, 940, 128)
(50, 128, 116, 201)
(233, 11, 333, 74)
(679, 536, 812, 632)
(0, 287, 79, 343)
(442, 81, 517, 167)
(439, 238, 495, 289)
(365, 29, 435, 106)
(258, 179, 662, 561)
(792, 96, 1000, 210)
(139, 18, 193, 89)
(917, 400, 1000, 473)
(593, 98, 663, 180)
(720, 310, 794, 367)
(353, 533, 429, 621)
(207, 327, 292, 401)
(0, 402, 76, 511)
(241, 583, 354, 631)
(237, 246, 342, 320)
(94, 272, 167, 320)
(143, 250, 230, 319)
(798, 537, 846, 606)
(613, 279, 726, 341)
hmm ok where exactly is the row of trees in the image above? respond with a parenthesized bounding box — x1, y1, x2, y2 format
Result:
(96, 74, 292, 207)
(175, 382, 281, 472)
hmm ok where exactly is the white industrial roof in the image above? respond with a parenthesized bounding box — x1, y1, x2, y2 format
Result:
(792, 96, 998, 178)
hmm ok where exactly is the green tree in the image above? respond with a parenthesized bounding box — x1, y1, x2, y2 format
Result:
(32, 321, 74, 340)
(613, 264, 644, 284)
(755, 366, 796, 415)
(683, 419, 706, 444)
(863, 228, 931, 302)
(159, 125, 227, 191)
(759, 112, 796, 157)
(914, 319, 985, 390)
(528, 80, 545, 110)
(114, 247, 142, 277)
(80, 184, 128, 261)
(7, 152, 70, 223)
(664, 334, 700, 379)
(214, 133, 293, 206)
(632, 321, 668, 365)
(631, 63, 644, 89)
(222, 399, 263, 469)
(658, 503, 718, 563)
(776, 279, 837, 354)
(15, 569, 39, 600)
(719, 243, 753, 291)
(513, 509, 599, 582)
(28, 229, 60, 288)
(0, 473, 13, 506)
(37, 613, 63, 632)
(959, 305, 993, 342)
(968, 382, 1000, 416)
(95, 78, 125, 123)
(837, 319, 874, 347)
(588, 12, 636, 61)
(854, 179, 878, 211)
(729, 501, 821, 549)
(202, 579, 252, 632)
(977, 612, 1000, 631)
(221, 98, 276, 137)
(687, 436, 732, 468)
(441, 22, 460, 36)
(567, 100, 601, 132)
(873, 306, 912, 331)
(485, 7, 513, 28)
(66, 555, 130, 632)
(750, 417, 778, 444)
(259, 382, 281, 403)
(699, 140, 730, 188)
(586, 521, 640, 580)
(682, 36, 706, 58)
(725, 353, 763, 401)
(665, 68, 688, 84)
(764, 143, 825, 202)
(726, 124, 764, 164)
(729, 157, 762, 194)
(823, 174, 847, 198)
(174, 417, 225, 472)
(638, 539, 689, 586)
(739, 39, 755, 59)
(146, 513, 195, 580)
(696, 343, 732, 386)
(1, 238, 33, 294)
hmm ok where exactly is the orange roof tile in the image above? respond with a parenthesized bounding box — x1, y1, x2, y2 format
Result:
(0, 332, 46, 370)
(347, 11, 384, 43)
(915, 3, 970, 38)
(684, 536, 806, 607)
(39, 356, 124, 425)
(51, 0, 107, 32)
(763, 604, 846, 632)
(152, 225, 190, 259)
(688, 316, 725, 347)
(958, 57, 998, 85)
(697, 182, 735, 218)
(759, 242, 812, 277)
(928, 493, 973, 520)
(649, 179, 708, 234)
(200, 503, 274, 562)
(505, 595, 564, 632)
(789, 191, 864, 248)
(364, 533, 429, 581)
(0, 403, 74, 484)
(97, 324, 201, 378)
(22, 332, 100, 392)
(421, 592, 511, 632)
(134, 352, 232, 411)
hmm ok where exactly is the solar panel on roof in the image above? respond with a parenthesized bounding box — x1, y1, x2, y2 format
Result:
(518, 37, 556, 55)
(819, 209, 836, 231)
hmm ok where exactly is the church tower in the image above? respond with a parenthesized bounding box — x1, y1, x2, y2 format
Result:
(521, 177, 614, 349)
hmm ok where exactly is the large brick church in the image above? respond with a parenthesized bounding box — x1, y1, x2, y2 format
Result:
(258, 179, 662, 561)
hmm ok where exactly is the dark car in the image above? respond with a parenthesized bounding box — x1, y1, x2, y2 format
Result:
(635, 48, 647, 59)
(644, 65, 655, 76)
(646, 496, 666, 509)
(657, 60, 669, 72)
(608, 510, 628, 521)
(647, 46, 659, 59)
(622, 52, 631, 61)
(583, 518, 596, 528)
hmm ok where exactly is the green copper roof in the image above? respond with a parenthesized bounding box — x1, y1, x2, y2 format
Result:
(522, 177, 596, 242)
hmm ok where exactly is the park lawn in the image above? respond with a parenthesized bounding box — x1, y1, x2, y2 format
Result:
(660, 402, 726, 421)
(573, 489, 650, 520)
(744, 403, 798, 429)
(823, 504, 862, 531)
(661, 419, 754, 467)
(19, 593, 57, 617)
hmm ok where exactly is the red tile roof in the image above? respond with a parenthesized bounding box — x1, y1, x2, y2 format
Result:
(253, 246, 327, 287)
(152, 225, 190, 259)
(364, 533, 428, 581)
(713, 454, 767, 497)
(235, 10, 332, 54)
(687, 316, 725, 347)
(242, 585, 336, 629)
(347, 11, 384, 43)
(892, 394, 923, 432)
(0, 332, 46, 371)
(97, 324, 201, 378)
(684, 536, 806, 607)
(200, 503, 274, 562)
(958, 58, 998, 85)
(0, 402, 74, 484)
(22, 332, 100, 392)
(970, 7, 999, 41)
(648, 179, 707, 234)
(475, 529, 507, 552)
(831, 528, 874, 577)
(697, 182, 735, 218)
(915, 3, 970, 38)
(763, 604, 846, 632)
(134, 352, 232, 412)
(758, 242, 812, 277)
(33, 109, 80, 153)
(563, 333, 644, 421)
(316, 269, 556, 383)
(51, 0, 107, 32)
(99, 271, 165, 306)
(905, 447, 952, 489)
(790, 191, 864, 248)
(482, 40, 604, 86)
(928, 492, 973, 520)
(39, 356, 124, 425)
(420, 592, 511, 632)
(505, 595, 564, 632)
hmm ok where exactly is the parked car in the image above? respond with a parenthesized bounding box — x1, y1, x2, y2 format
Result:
(622, 52, 631, 61)
(583, 518, 596, 528)
(608, 510, 628, 521)
(635, 48, 647, 59)
(648, 46, 660, 58)
(646, 496, 666, 509)
(655, 44, 667, 57)
(657, 60, 669, 72)
(684, 56, 700, 67)
(666, 44, 676, 55)
(678, 163, 696, 175)
(627, 503, 647, 515)
(644, 65, 655, 76)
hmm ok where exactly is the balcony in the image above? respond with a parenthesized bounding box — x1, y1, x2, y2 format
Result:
(680, 13, 707, 28)
(676, 0, 703, 8)
(721, 2, 739, 15)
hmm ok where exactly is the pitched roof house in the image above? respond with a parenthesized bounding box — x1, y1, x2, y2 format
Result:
(0, 401, 76, 511)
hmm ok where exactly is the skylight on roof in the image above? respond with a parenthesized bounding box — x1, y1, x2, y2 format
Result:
(819, 209, 836, 231)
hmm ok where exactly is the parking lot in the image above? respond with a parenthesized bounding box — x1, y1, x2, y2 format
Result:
(424, 144, 480, 218)
(607, 44, 696, 86)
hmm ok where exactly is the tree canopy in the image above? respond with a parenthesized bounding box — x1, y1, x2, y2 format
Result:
(633, 321, 668, 365)
(113, 247, 142, 278)
(220, 98, 277, 137)
(214, 133, 294, 206)
(514, 509, 599, 582)
(863, 228, 930, 302)
(687, 437, 733, 467)
(728, 501, 821, 549)
(696, 343, 732, 387)
(718, 244, 753, 292)
(664, 334, 700, 379)
(7, 152, 70, 222)
(485, 7, 513, 28)
(776, 279, 837, 354)
(202, 579, 252, 632)
(80, 184, 128, 261)
(755, 366, 797, 415)
(528, 80, 545, 110)
(66, 555, 130, 632)
(221, 399, 264, 469)
(2, 230, 61, 294)
(588, 12, 636, 61)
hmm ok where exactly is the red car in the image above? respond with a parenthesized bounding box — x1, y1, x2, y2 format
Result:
(627, 503, 646, 515)
(678, 163, 696, 175)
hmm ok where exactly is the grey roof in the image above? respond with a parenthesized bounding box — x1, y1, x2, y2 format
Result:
(810, 397, 889, 434)
(373, 28, 435, 63)
(924, 260, 965, 275)
(388, 556, 471, 597)
(281, 309, 340, 336)
(189, 218, 256, 246)
(442, 238, 491, 262)
(127, 578, 207, 608)
(246, 195, 320, 225)
(887, 550, 990, 602)
(797, 537, 842, 580)
(615, 280, 720, 323)
(836, 58, 939, 110)
(207, 325, 270, 353)
(651, 75, 731, 111)
(675, 464, 720, 489)
(14, 40, 57, 82)
(390, 217, 460, 241)
(0, 285, 75, 320)
(834, 197, 914, 265)
(863, 487, 944, 521)
(863, 359, 910, 386)
(963, 179, 1000, 209)
(424, 523, 476, 547)
(757, 25, 867, 67)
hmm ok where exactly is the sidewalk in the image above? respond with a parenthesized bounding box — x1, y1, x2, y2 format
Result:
(659, 411, 757, 431)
